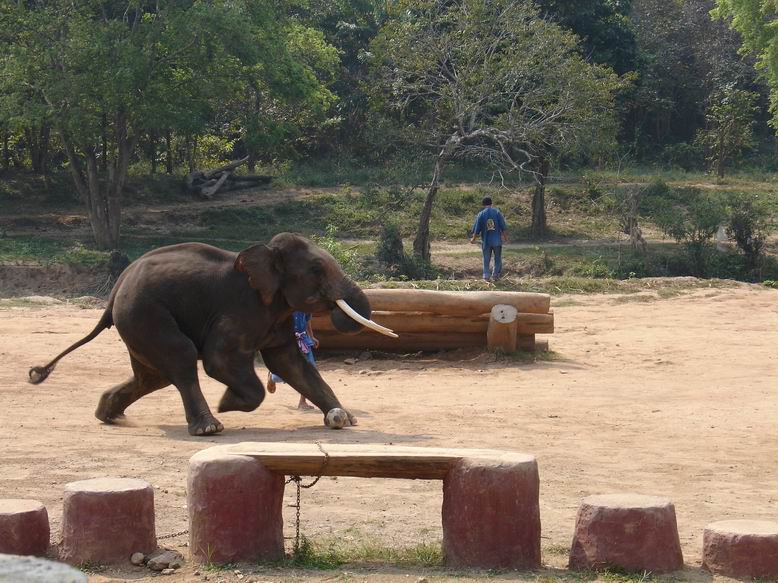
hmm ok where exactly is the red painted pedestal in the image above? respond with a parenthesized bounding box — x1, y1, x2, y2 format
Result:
(703, 520, 778, 579)
(569, 493, 684, 573)
(0, 499, 49, 556)
(60, 477, 156, 565)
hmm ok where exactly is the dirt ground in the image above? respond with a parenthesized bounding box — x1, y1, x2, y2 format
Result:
(1, 285, 777, 583)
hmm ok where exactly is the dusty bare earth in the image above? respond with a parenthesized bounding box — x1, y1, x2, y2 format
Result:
(1, 286, 777, 582)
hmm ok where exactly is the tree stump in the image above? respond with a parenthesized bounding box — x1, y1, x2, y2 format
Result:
(487, 304, 518, 352)
(60, 478, 156, 565)
(0, 500, 49, 556)
(703, 520, 778, 579)
(569, 493, 684, 573)
(188, 447, 285, 564)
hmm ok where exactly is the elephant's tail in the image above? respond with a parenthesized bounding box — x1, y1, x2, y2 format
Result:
(28, 308, 113, 384)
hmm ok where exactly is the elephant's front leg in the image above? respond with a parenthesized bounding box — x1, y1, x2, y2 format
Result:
(260, 342, 357, 428)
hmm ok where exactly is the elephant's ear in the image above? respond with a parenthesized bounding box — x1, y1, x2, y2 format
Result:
(234, 244, 281, 305)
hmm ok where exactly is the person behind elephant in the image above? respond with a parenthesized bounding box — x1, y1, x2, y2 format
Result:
(267, 311, 318, 410)
(470, 196, 507, 281)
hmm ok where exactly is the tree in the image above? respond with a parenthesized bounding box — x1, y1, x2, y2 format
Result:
(535, 0, 638, 75)
(626, 0, 764, 158)
(696, 85, 759, 177)
(288, 0, 388, 153)
(370, 0, 620, 259)
(233, 21, 339, 171)
(714, 0, 778, 129)
(0, 1, 334, 249)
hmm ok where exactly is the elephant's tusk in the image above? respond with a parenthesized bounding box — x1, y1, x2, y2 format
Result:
(335, 299, 399, 338)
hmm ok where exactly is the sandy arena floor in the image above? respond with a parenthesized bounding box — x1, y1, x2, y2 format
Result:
(0, 286, 777, 582)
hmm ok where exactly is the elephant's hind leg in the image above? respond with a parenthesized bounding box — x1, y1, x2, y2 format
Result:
(95, 357, 169, 424)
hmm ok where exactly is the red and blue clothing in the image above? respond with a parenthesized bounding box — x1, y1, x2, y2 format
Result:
(270, 311, 316, 384)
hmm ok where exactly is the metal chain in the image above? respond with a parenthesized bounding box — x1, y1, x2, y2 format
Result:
(285, 441, 330, 554)
(154, 443, 330, 552)
(158, 528, 188, 541)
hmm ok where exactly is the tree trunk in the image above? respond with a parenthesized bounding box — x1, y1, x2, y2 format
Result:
(187, 135, 198, 173)
(26, 123, 50, 174)
(149, 133, 157, 175)
(627, 190, 647, 255)
(412, 134, 460, 262)
(413, 155, 445, 261)
(165, 129, 173, 174)
(1, 128, 9, 172)
(247, 152, 256, 173)
(59, 112, 136, 250)
(714, 127, 725, 179)
(101, 113, 108, 173)
(531, 158, 550, 238)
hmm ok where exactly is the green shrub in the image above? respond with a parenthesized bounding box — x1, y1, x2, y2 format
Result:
(654, 189, 727, 276)
(375, 222, 405, 267)
(311, 225, 361, 277)
(660, 142, 703, 171)
(568, 257, 614, 279)
(725, 192, 772, 276)
(373, 222, 440, 280)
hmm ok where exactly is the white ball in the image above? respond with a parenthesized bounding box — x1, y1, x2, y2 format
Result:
(325, 408, 348, 429)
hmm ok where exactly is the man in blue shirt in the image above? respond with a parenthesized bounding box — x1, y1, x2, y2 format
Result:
(470, 197, 507, 281)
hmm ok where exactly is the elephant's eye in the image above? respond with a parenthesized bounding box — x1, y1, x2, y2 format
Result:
(311, 264, 324, 277)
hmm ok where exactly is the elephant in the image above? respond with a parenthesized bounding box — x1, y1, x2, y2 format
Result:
(28, 233, 395, 436)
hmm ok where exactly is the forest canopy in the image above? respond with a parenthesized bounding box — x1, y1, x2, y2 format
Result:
(0, 0, 776, 250)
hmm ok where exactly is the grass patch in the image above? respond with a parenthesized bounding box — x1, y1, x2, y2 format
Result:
(285, 535, 443, 570)
(544, 544, 572, 556)
(201, 561, 237, 572)
(0, 297, 63, 309)
(78, 561, 107, 574)
(366, 275, 741, 296)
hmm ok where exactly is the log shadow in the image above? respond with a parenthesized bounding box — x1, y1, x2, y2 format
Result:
(317, 351, 587, 373)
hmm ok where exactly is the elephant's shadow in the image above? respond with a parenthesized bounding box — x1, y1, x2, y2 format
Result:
(158, 418, 434, 445)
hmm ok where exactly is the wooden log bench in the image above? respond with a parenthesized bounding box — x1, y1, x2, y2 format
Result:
(314, 289, 554, 353)
(188, 442, 540, 569)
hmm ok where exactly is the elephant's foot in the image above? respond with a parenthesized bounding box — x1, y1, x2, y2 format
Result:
(188, 412, 224, 436)
(95, 393, 127, 424)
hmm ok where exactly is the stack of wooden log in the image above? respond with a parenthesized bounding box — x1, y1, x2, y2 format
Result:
(313, 289, 554, 353)
(185, 157, 272, 199)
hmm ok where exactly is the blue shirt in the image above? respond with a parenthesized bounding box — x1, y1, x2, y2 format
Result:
(472, 207, 506, 248)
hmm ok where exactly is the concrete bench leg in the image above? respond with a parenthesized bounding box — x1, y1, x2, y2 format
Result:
(188, 450, 285, 564)
(442, 456, 541, 569)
